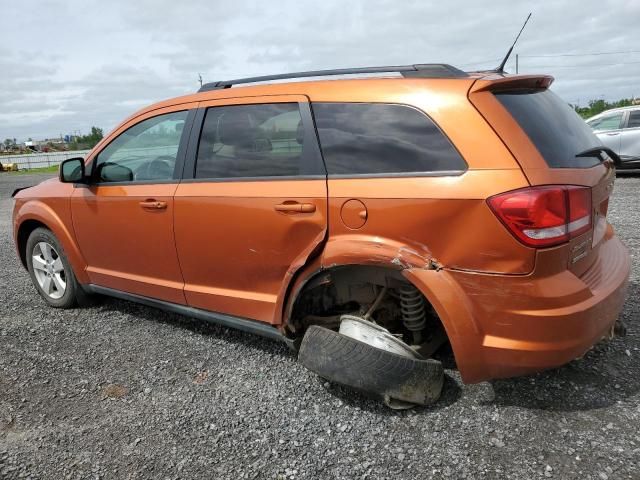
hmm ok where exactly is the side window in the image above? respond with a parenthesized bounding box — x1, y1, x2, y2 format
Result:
(195, 103, 313, 179)
(588, 112, 623, 132)
(625, 110, 640, 129)
(94, 110, 188, 182)
(312, 103, 466, 175)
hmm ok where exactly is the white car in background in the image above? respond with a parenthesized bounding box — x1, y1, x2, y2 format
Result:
(587, 106, 640, 169)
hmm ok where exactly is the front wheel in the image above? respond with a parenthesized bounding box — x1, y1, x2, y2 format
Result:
(26, 227, 83, 308)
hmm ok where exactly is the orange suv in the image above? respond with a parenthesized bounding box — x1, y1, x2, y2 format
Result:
(12, 64, 630, 407)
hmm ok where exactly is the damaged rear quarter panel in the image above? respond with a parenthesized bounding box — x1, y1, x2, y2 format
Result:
(323, 171, 535, 275)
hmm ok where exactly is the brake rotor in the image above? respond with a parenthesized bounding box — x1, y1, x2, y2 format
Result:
(338, 315, 422, 359)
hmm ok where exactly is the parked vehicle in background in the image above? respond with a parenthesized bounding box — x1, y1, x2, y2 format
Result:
(587, 106, 640, 169)
(12, 64, 630, 409)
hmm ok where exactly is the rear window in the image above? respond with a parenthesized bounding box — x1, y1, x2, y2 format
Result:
(495, 89, 602, 168)
(312, 103, 467, 176)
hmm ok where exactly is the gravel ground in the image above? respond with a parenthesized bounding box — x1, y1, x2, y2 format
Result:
(1, 173, 639, 480)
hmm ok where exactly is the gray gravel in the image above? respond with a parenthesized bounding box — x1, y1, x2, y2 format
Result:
(1, 173, 639, 480)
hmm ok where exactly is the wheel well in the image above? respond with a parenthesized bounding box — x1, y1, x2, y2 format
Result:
(287, 265, 450, 356)
(16, 220, 48, 268)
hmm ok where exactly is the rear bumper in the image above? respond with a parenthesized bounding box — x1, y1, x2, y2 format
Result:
(405, 233, 630, 383)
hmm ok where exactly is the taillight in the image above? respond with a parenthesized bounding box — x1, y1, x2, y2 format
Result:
(488, 186, 592, 248)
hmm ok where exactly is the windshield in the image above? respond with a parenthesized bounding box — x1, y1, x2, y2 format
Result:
(495, 89, 602, 168)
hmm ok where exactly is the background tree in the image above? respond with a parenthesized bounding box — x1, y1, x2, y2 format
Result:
(574, 98, 636, 119)
(70, 126, 104, 149)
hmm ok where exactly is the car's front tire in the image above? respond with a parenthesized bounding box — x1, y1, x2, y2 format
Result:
(25, 227, 84, 308)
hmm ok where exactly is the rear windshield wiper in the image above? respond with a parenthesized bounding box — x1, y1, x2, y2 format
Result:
(575, 146, 620, 164)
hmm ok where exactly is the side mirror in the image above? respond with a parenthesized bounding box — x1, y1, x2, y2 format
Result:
(96, 162, 133, 182)
(59, 157, 86, 183)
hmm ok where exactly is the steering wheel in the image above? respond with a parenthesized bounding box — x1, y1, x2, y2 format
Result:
(133, 156, 175, 180)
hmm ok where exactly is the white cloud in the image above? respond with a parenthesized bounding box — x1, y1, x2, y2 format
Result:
(1, 0, 639, 140)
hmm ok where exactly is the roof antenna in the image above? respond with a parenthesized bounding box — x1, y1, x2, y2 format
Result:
(494, 12, 532, 73)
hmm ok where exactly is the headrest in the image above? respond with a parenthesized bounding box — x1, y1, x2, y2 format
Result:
(295, 120, 304, 145)
(218, 110, 255, 148)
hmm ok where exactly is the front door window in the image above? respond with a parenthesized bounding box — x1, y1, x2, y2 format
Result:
(94, 110, 188, 182)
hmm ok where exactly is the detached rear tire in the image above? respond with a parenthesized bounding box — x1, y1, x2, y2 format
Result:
(25, 227, 85, 308)
(299, 325, 444, 407)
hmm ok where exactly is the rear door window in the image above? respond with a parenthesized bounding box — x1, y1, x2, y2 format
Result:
(195, 103, 322, 179)
(312, 103, 467, 176)
(495, 89, 603, 168)
(625, 110, 640, 129)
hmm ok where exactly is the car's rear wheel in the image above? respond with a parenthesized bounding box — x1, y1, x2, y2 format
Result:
(299, 321, 444, 409)
(26, 227, 83, 308)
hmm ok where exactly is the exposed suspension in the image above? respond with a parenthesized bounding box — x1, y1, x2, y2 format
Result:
(399, 284, 427, 344)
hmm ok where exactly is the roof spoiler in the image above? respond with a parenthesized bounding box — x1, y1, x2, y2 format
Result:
(470, 75, 554, 94)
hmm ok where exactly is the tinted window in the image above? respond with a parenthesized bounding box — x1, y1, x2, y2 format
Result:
(588, 112, 623, 131)
(95, 111, 187, 182)
(312, 103, 466, 175)
(196, 103, 310, 179)
(495, 90, 602, 168)
(626, 110, 640, 129)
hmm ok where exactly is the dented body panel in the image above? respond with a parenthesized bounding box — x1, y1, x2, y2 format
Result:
(406, 228, 630, 383)
(324, 170, 534, 275)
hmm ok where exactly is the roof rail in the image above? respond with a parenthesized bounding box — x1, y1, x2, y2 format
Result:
(198, 64, 468, 92)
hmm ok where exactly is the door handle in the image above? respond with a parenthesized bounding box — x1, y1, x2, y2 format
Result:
(605, 132, 620, 136)
(139, 200, 167, 210)
(274, 202, 316, 213)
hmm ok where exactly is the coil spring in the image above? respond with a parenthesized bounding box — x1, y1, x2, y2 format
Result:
(399, 284, 427, 332)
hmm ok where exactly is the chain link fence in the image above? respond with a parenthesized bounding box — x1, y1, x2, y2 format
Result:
(0, 150, 91, 170)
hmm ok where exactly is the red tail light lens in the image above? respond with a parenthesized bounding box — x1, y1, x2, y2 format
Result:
(488, 186, 592, 248)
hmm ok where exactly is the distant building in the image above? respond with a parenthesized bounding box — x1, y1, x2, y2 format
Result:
(23, 137, 67, 152)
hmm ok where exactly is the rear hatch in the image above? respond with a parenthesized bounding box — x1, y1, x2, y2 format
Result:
(468, 75, 615, 276)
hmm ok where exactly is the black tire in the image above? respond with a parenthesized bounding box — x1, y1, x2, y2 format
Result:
(299, 325, 444, 406)
(25, 227, 84, 308)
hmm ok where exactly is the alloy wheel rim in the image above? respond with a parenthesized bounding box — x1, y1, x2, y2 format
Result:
(32, 242, 67, 299)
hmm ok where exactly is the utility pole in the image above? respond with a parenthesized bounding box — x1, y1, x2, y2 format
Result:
(198, 73, 203, 88)
(515, 54, 519, 74)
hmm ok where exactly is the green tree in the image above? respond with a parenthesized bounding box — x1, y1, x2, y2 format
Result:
(574, 98, 635, 119)
(71, 127, 104, 149)
(85, 126, 104, 147)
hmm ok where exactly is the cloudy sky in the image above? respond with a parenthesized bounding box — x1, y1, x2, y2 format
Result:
(2, 0, 639, 141)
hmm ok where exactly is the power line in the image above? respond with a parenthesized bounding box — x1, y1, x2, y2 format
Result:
(523, 61, 640, 69)
(461, 51, 640, 70)
(520, 50, 640, 58)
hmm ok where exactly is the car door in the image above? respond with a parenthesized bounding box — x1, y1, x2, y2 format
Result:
(588, 111, 624, 155)
(71, 104, 197, 304)
(618, 109, 640, 167)
(174, 95, 327, 324)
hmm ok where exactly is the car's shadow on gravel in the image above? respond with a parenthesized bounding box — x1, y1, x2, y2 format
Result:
(96, 297, 294, 357)
(486, 281, 639, 412)
(94, 297, 463, 414)
(93, 278, 637, 414)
